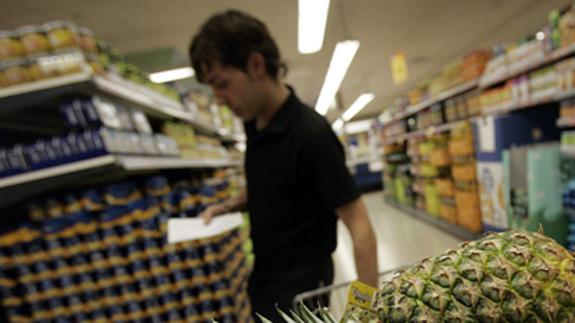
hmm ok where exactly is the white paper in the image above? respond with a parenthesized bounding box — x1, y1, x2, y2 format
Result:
(167, 212, 244, 243)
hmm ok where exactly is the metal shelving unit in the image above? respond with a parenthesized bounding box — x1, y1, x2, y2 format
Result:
(479, 43, 575, 89)
(386, 79, 479, 124)
(0, 71, 242, 142)
(385, 196, 481, 241)
(0, 155, 242, 190)
(383, 89, 575, 145)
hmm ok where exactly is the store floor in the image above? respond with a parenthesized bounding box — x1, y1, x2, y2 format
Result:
(328, 191, 463, 316)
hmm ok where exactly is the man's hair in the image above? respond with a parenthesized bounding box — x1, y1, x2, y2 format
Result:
(189, 10, 287, 83)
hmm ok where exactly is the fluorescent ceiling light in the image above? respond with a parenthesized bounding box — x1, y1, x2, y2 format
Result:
(298, 0, 330, 54)
(150, 67, 195, 83)
(315, 40, 360, 115)
(332, 118, 344, 131)
(342, 93, 375, 121)
(345, 119, 374, 135)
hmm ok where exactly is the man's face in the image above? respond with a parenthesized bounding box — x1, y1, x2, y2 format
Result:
(203, 61, 264, 122)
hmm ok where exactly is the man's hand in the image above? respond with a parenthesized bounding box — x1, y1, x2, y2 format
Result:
(200, 202, 229, 224)
(200, 189, 248, 224)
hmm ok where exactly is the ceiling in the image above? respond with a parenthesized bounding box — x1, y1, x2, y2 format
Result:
(1, 0, 571, 122)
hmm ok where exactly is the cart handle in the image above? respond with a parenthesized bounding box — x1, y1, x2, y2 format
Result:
(293, 265, 411, 304)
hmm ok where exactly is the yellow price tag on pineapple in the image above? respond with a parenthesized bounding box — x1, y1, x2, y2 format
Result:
(346, 281, 377, 309)
(340, 281, 378, 323)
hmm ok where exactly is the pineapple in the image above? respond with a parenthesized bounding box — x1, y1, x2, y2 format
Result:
(262, 231, 575, 322)
(377, 230, 575, 322)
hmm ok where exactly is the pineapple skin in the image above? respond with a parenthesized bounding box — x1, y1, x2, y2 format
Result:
(376, 231, 575, 323)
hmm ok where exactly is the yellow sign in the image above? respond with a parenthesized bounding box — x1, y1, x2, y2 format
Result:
(346, 280, 377, 309)
(340, 281, 378, 322)
(391, 52, 408, 85)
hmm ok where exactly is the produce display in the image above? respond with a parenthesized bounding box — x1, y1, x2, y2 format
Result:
(0, 173, 251, 322)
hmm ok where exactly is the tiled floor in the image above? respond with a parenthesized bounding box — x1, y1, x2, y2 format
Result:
(328, 191, 463, 317)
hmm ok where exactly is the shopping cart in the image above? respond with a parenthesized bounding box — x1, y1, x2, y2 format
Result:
(292, 265, 411, 312)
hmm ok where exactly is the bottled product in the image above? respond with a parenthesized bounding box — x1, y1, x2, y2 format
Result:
(17, 25, 51, 56)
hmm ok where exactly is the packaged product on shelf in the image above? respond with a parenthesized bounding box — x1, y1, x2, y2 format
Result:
(454, 187, 482, 232)
(507, 40, 546, 72)
(465, 91, 482, 117)
(130, 109, 153, 134)
(451, 162, 477, 181)
(481, 52, 508, 84)
(43, 21, 81, 52)
(503, 144, 568, 245)
(461, 50, 491, 80)
(439, 195, 457, 224)
(556, 57, 575, 93)
(0, 58, 31, 86)
(0, 30, 25, 61)
(560, 99, 575, 118)
(435, 178, 455, 196)
(17, 25, 51, 56)
(154, 134, 180, 157)
(424, 181, 440, 216)
(558, 5, 575, 48)
(528, 65, 558, 100)
(479, 81, 513, 111)
(27, 55, 58, 81)
(79, 27, 97, 53)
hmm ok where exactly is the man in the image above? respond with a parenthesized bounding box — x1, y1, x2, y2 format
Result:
(189, 10, 378, 321)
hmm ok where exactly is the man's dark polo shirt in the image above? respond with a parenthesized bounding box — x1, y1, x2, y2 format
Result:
(244, 88, 360, 268)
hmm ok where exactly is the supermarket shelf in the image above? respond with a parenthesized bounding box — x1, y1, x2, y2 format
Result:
(92, 75, 190, 121)
(0, 155, 243, 190)
(387, 79, 479, 124)
(0, 72, 91, 99)
(382, 120, 468, 145)
(383, 90, 565, 145)
(479, 43, 575, 89)
(0, 73, 244, 142)
(384, 195, 481, 240)
(0, 155, 117, 189)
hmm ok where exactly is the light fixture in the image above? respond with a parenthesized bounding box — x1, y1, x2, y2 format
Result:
(149, 67, 195, 83)
(332, 118, 344, 131)
(536, 31, 545, 41)
(298, 0, 330, 54)
(315, 40, 360, 115)
(342, 93, 375, 121)
(345, 119, 375, 135)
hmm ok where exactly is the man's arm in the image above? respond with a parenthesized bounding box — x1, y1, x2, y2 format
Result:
(336, 197, 378, 287)
(200, 188, 247, 224)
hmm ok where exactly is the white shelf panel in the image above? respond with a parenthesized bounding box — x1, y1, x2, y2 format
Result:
(0, 155, 117, 189)
(480, 43, 575, 89)
(0, 155, 243, 190)
(0, 73, 243, 142)
(386, 79, 479, 125)
(92, 75, 191, 121)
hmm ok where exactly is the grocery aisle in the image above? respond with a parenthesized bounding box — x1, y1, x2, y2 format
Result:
(329, 190, 462, 315)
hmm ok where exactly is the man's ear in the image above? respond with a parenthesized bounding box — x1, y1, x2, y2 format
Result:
(246, 52, 266, 79)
